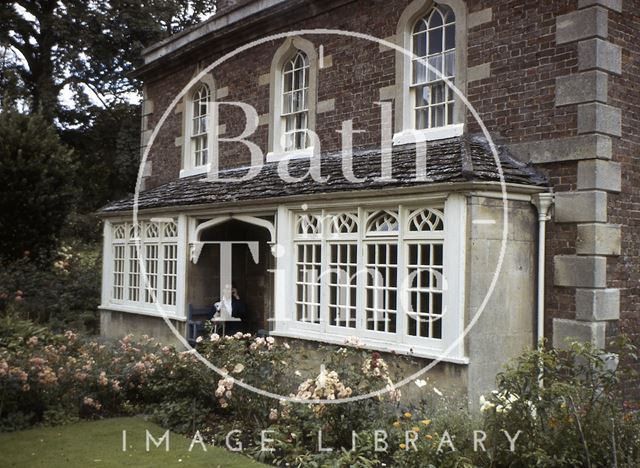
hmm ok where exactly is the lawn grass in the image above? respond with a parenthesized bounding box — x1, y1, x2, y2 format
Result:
(0, 417, 269, 467)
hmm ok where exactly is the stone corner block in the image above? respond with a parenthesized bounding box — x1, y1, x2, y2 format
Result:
(140, 129, 152, 147)
(556, 6, 608, 45)
(578, 38, 622, 74)
(141, 159, 153, 177)
(556, 71, 608, 107)
(554, 191, 607, 223)
(317, 98, 336, 114)
(142, 99, 154, 116)
(578, 103, 622, 137)
(576, 223, 621, 255)
(320, 54, 333, 69)
(508, 135, 612, 163)
(553, 319, 606, 349)
(577, 159, 621, 192)
(258, 73, 270, 86)
(216, 86, 229, 99)
(379, 35, 396, 53)
(468, 63, 491, 83)
(578, 0, 622, 12)
(257, 113, 270, 126)
(554, 255, 607, 288)
(576, 288, 620, 321)
(468, 8, 492, 29)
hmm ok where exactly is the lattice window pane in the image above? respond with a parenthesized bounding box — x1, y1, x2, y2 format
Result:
(281, 51, 310, 151)
(144, 244, 159, 303)
(366, 210, 399, 235)
(112, 245, 125, 300)
(113, 225, 126, 240)
(296, 214, 321, 236)
(145, 222, 159, 239)
(365, 243, 398, 333)
(191, 83, 210, 166)
(330, 213, 359, 235)
(129, 223, 141, 240)
(406, 242, 444, 339)
(328, 243, 357, 328)
(408, 208, 445, 232)
(411, 5, 456, 130)
(295, 243, 321, 323)
(162, 244, 178, 306)
(164, 221, 178, 239)
(128, 244, 140, 301)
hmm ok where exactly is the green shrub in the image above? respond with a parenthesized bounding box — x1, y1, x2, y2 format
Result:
(478, 339, 640, 467)
(0, 242, 100, 333)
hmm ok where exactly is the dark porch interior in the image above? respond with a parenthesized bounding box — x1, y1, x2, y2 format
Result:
(187, 219, 274, 335)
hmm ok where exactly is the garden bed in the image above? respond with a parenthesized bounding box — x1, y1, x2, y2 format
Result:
(1, 315, 638, 467)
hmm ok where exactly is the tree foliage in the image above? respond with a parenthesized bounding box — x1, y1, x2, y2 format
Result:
(0, 1, 218, 257)
(62, 103, 141, 213)
(0, 0, 216, 125)
(0, 111, 76, 263)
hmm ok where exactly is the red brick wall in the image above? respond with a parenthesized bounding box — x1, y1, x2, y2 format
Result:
(607, 0, 640, 384)
(143, 0, 581, 180)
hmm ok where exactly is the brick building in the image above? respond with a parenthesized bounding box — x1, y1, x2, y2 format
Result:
(99, 0, 639, 401)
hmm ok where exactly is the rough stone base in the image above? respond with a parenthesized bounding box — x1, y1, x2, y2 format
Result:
(100, 309, 186, 347)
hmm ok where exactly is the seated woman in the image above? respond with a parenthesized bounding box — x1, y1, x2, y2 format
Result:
(213, 283, 247, 335)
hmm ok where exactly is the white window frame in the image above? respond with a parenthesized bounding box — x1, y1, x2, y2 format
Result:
(267, 37, 318, 162)
(274, 194, 467, 362)
(393, 0, 467, 146)
(180, 73, 216, 178)
(101, 217, 186, 320)
(281, 51, 310, 153)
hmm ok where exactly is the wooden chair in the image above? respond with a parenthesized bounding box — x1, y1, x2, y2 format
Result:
(187, 304, 215, 345)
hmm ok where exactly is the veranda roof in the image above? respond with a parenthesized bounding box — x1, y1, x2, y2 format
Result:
(100, 135, 548, 214)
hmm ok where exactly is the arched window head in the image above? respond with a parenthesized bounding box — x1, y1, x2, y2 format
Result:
(191, 83, 210, 167)
(411, 5, 456, 129)
(282, 51, 310, 151)
(394, 0, 466, 144)
(268, 37, 317, 160)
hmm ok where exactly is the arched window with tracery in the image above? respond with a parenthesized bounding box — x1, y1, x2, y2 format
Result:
(411, 4, 456, 129)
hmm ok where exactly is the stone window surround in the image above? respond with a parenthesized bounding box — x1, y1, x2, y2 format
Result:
(267, 36, 319, 162)
(393, 0, 468, 145)
(180, 71, 216, 178)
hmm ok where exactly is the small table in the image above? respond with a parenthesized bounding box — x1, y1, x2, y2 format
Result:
(210, 316, 241, 336)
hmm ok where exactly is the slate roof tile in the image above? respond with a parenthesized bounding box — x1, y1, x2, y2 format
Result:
(100, 135, 548, 213)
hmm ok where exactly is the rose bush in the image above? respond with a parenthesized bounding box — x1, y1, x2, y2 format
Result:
(0, 315, 638, 467)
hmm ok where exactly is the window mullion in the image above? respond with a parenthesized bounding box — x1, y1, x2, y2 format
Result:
(355, 206, 365, 334)
(123, 226, 131, 304)
(397, 205, 406, 345)
(158, 230, 166, 306)
(319, 209, 329, 335)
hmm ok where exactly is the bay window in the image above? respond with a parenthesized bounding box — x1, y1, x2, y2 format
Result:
(108, 219, 179, 310)
(284, 198, 465, 360)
